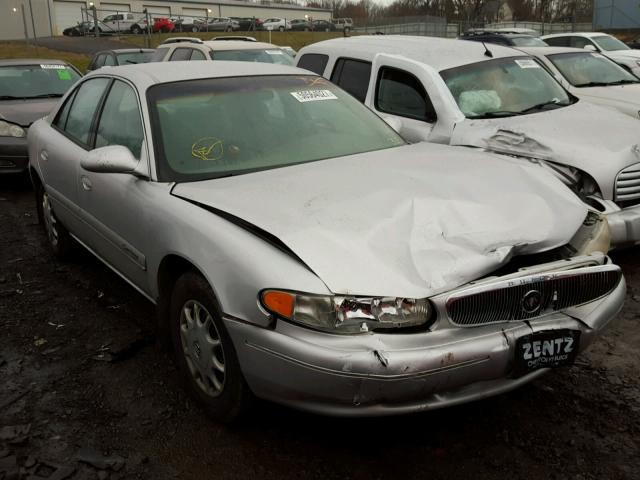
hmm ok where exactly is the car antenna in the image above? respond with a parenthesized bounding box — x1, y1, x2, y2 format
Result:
(482, 41, 493, 58)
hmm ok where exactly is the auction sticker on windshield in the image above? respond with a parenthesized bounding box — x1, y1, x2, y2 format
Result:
(515, 59, 540, 69)
(40, 64, 66, 69)
(291, 90, 338, 102)
(513, 329, 581, 376)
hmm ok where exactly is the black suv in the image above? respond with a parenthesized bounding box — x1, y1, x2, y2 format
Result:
(459, 30, 548, 47)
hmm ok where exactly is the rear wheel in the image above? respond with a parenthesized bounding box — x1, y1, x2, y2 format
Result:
(36, 184, 75, 259)
(191, 25, 199, 32)
(225, 26, 232, 32)
(131, 24, 141, 34)
(169, 272, 251, 422)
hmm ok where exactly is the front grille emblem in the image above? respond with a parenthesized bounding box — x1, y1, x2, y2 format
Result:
(522, 290, 542, 314)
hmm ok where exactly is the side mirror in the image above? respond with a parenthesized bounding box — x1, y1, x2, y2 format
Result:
(382, 115, 403, 134)
(583, 44, 597, 52)
(81, 145, 139, 174)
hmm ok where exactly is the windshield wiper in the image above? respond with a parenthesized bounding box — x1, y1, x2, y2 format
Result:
(24, 93, 64, 99)
(125, 60, 138, 64)
(0, 95, 24, 100)
(520, 100, 570, 114)
(467, 110, 524, 119)
(605, 79, 640, 86)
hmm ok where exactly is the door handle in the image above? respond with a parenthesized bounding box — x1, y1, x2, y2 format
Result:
(81, 176, 92, 191)
(40, 150, 48, 162)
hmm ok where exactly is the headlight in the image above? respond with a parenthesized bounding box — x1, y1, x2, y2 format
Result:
(542, 162, 601, 198)
(260, 290, 433, 334)
(0, 120, 26, 138)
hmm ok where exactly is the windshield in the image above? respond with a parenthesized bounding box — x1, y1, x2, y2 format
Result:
(148, 75, 405, 182)
(592, 35, 630, 51)
(510, 36, 548, 47)
(548, 51, 639, 87)
(0, 64, 81, 99)
(116, 51, 153, 65)
(440, 56, 574, 119)
(211, 49, 294, 65)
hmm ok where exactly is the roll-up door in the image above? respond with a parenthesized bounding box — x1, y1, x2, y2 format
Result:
(53, 0, 85, 34)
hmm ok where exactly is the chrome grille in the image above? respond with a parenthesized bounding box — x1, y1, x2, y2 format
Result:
(446, 265, 621, 327)
(615, 163, 640, 204)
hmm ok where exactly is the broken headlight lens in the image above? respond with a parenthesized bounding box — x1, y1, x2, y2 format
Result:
(0, 120, 25, 138)
(260, 290, 432, 334)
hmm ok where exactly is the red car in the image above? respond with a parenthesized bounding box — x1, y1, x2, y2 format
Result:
(153, 17, 175, 33)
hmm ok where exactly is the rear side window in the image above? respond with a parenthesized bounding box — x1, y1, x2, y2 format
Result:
(103, 54, 116, 66)
(93, 54, 106, 69)
(150, 47, 169, 62)
(63, 78, 110, 146)
(190, 49, 206, 61)
(297, 53, 329, 75)
(53, 90, 77, 130)
(570, 37, 595, 49)
(545, 36, 570, 47)
(375, 67, 436, 123)
(330, 58, 371, 103)
(95, 80, 144, 158)
(170, 48, 193, 61)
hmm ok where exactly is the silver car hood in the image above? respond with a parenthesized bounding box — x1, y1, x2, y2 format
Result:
(607, 50, 640, 60)
(578, 83, 640, 106)
(172, 143, 587, 298)
(450, 101, 640, 199)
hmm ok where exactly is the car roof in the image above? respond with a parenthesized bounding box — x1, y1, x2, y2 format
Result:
(201, 40, 280, 51)
(0, 58, 69, 66)
(516, 46, 592, 56)
(542, 32, 609, 39)
(300, 35, 521, 71)
(96, 49, 155, 54)
(85, 60, 312, 89)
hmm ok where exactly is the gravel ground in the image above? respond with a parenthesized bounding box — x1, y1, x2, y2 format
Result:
(1, 175, 639, 480)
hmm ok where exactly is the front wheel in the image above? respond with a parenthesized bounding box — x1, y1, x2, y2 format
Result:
(278, 26, 284, 32)
(191, 25, 199, 32)
(36, 184, 75, 259)
(131, 24, 141, 34)
(170, 272, 251, 422)
(225, 26, 232, 32)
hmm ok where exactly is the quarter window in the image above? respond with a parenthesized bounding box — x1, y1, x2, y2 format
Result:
(170, 48, 193, 61)
(297, 53, 329, 75)
(330, 58, 372, 103)
(150, 47, 169, 62)
(95, 81, 144, 158)
(190, 49, 206, 61)
(103, 54, 116, 66)
(93, 54, 106, 69)
(376, 67, 436, 123)
(64, 78, 110, 146)
(53, 90, 77, 130)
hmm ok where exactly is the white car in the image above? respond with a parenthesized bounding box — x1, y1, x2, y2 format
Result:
(27, 61, 623, 419)
(542, 32, 640, 78)
(100, 12, 139, 33)
(297, 35, 640, 248)
(261, 18, 290, 31)
(519, 46, 640, 119)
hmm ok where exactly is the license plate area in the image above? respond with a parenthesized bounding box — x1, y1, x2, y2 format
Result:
(513, 329, 581, 377)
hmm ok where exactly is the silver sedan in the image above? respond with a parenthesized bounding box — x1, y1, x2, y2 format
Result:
(28, 62, 624, 420)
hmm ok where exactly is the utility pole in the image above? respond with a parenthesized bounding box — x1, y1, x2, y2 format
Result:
(28, 0, 38, 45)
(20, 5, 30, 45)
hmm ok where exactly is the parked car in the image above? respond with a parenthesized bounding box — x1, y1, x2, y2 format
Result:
(100, 12, 140, 33)
(151, 38, 294, 65)
(153, 17, 174, 33)
(542, 32, 640, 78)
(297, 36, 640, 247)
(0, 59, 80, 174)
(194, 17, 239, 32)
(172, 17, 201, 33)
(62, 21, 94, 36)
(289, 19, 311, 31)
(312, 20, 336, 32)
(281, 46, 296, 58)
(87, 49, 155, 72)
(261, 18, 290, 31)
(518, 46, 640, 119)
(332, 17, 353, 32)
(460, 30, 548, 47)
(28, 61, 623, 419)
(628, 37, 640, 49)
(229, 17, 263, 31)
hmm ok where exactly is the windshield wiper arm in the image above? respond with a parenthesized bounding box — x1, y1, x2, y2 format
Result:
(606, 79, 640, 86)
(520, 100, 569, 113)
(0, 95, 24, 100)
(24, 93, 64, 99)
(574, 81, 616, 87)
(467, 110, 524, 119)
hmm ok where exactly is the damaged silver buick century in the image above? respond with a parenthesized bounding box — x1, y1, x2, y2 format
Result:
(28, 62, 624, 420)
(297, 36, 640, 248)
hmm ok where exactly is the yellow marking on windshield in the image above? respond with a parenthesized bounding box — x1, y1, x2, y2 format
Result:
(192, 137, 224, 161)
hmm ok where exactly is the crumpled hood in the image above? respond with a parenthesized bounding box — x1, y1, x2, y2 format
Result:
(578, 83, 640, 107)
(0, 98, 59, 127)
(172, 143, 587, 298)
(450, 101, 640, 199)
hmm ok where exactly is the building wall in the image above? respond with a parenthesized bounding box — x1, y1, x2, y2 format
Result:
(594, 0, 640, 29)
(2, 0, 54, 41)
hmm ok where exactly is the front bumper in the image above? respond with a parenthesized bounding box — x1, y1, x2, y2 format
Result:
(225, 274, 625, 416)
(595, 198, 640, 247)
(0, 137, 29, 174)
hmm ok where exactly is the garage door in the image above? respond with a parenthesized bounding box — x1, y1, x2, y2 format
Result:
(53, 0, 85, 35)
(182, 8, 207, 22)
(143, 5, 171, 16)
(100, 3, 131, 13)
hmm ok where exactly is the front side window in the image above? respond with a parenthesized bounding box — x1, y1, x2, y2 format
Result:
(592, 35, 630, 52)
(330, 58, 372, 103)
(548, 52, 639, 87)
(376, 67, 436, 122)
(212, 49, 294, 65)
(544, 36, 570, 47)
(64, 78, 110, 146)
(0, 64, 81, 100)
(170, 48, 193, 61)
(95, 80, 144, 157)
(297, 53, 329, 75)
(570, 36, 595, 49)
(147, 75, 404, 182)
(104, 54, 116, 66)
(441, 56, 574, 119)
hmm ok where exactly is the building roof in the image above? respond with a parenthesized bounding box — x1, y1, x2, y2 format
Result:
(299, 36, 522, 71)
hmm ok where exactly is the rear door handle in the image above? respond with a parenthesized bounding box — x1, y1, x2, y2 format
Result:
(40, 150, 48, 162)
(81, 176, 92, 191)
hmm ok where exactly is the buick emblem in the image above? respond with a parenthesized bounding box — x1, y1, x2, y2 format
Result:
(522, 290, 542, 314)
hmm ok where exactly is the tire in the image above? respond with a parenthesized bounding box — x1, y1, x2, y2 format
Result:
(344, 26, 351, 33)
(325, 27, 330, 32)
(191, 26, 199, 32)
(131, 24, 141, 34)
(278, 26, 284, 32)
(304, 27, 309, 31)
(36, 183, 75, 259)
(169, 272, 251, 422)
(225, 26, 232, 32)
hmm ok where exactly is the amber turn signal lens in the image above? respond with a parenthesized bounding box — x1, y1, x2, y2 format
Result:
(261, 290, 295, 319)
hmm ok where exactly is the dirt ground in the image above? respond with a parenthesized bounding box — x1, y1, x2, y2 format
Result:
(1, 174, 639, 480)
